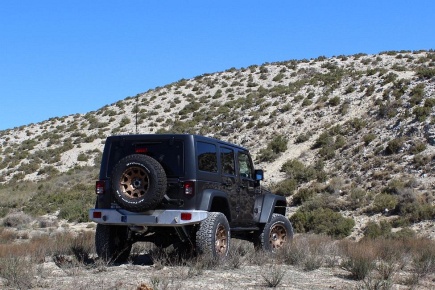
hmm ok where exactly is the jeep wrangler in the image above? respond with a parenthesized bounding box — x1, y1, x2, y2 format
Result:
(89, 134, 293, 262)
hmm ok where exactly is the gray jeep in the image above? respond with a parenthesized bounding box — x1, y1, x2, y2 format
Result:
(89, 134, 293, 262)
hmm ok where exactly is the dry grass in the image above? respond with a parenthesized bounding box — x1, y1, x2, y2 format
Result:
(1, 230, 435, 288)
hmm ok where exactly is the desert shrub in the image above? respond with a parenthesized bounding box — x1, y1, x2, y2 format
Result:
(24, 183, 95, 222)
(363, 221, 392, 239)
(77, 153, 88, 162)
(372, 193, 398, 213)
(257, 135, 288, 162)
(279, 234, 335, 271)
(382, 72, 398, 84)
(413, 153, 432, 168)
(413, 106, 431, 122)
(261, 263, 285, 287)
(409, 140, 427, 154)
(347, 188, 368, 209)
(340, 240, 377, 280)
(119, 116, 131, 127)
(256, 148, 276, 162)
(344, 85, 356, 94)
(397, 202, 435, 223)
(385, 138, 404, 154)
(37, 165, 60, 176)
(290, 207, 355, 238)
(295, 133, 310, 143)
(3, 212, 32, 228)
(409, 83, 425, 106)
(280, 159, 316, 183)
(272, 73, 285, 82)
(292, 188, 315, 205)
(269, 134, 288, 154)
(0, 256, 35, 289)
(328, 96, 341, 106)
(363, 133, 376, 146)
(416, 67, 435, 79)
(424, 97, 435, 108)
(272, 179, 297, 196)
(302, 98, 313, 107)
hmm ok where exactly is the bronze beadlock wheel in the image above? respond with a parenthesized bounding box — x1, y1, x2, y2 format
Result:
(256, 213, 294, 252)
(119, 166, 150, 198)
(269, 223, 287, 249)
(111, 154, 167, 212)
(196, 212, 231, 258)
(215, 224, 228, 255)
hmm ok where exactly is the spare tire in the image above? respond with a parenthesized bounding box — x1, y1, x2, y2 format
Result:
(111, 154, 167, 212)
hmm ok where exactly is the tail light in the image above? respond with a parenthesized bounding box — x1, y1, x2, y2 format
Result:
(183, 181, 195, 196)
(96, 180, 105, 195)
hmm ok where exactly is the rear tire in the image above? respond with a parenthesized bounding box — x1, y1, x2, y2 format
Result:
(196, 212, 230, 258)
(256, 213, 293, 252)
(95, 224, 132, 263)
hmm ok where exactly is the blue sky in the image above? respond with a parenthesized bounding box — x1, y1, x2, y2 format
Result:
(1, 1, 434, 130)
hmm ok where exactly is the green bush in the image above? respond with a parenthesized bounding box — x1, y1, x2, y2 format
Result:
(77, 153, 88, 162)
(292, 188, 315, 205)
(413, 106, 431, 122)
(363, 134, 376, 146)
(290, 207, 355, 238)
(328, 96, 341, 106)
(119, 116, 131, 127)
(416, 67, 435, 79)
(363, 221, 392, 239)
(372, 193, 398, 213)
(385, 138, 404, 154)
(410, 83, 425, 106)
(269, 135, 288, 154)
(257, 135, 288, 162)
(280, 159, 317, 183)
(272, 179, 298, 196)
(295, 133, 310, 143)
(409, 141, 427, 154)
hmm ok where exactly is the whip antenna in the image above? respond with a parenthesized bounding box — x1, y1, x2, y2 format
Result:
(135, 94, 139, 134)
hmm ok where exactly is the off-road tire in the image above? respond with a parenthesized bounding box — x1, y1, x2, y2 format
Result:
(95, 224, 132, 263)
(256, 213, 293, 252)
(111, 154, 167, 212)
(196, 212, 230, 258)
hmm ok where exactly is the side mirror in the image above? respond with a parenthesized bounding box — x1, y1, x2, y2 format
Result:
(255, 169, 264, 181)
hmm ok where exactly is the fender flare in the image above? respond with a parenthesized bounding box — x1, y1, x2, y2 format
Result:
(198, 189, 232, 222)
(255, 194, 287, 223)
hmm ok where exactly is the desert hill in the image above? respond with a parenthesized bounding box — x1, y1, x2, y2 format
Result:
(0, 50, 435, 239)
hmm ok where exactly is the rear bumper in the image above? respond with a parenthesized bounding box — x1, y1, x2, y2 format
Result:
(89, 208, 208, 226)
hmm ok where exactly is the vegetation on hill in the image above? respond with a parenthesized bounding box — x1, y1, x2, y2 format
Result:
(0, 49, 434, 240)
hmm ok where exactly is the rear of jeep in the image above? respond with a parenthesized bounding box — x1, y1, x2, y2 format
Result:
(90, 134, 210, 262)
(89, 134, 293, 262)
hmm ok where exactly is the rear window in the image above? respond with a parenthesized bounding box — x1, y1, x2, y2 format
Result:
(107, 139, 184, 177)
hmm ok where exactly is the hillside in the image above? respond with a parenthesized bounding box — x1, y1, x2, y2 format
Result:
(1, 50, 435, 240)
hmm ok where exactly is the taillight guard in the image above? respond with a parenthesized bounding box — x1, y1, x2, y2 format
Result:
(183, 181, 195, 196)
(96, 180, 105, 195)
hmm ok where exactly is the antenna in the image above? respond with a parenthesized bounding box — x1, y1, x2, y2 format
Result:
(135, 94, 138, 134)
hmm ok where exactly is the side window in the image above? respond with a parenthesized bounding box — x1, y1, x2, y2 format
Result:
(221, 147, 235, 176)
(197, 141, 218, 172)
(238, 152, 253, 179)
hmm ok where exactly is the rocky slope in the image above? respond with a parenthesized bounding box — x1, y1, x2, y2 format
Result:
(1, 50, 435, 239)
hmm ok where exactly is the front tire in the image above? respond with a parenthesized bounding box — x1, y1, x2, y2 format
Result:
(95, 224, 132, 263)
(257, 213, 293, 252)
(196, 212, 230, 258)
